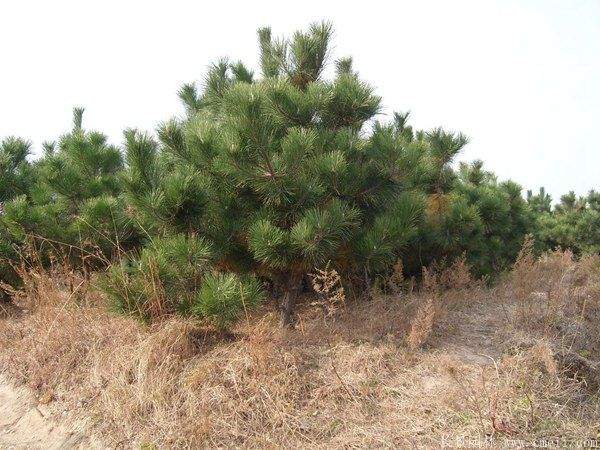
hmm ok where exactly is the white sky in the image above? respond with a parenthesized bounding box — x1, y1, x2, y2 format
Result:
(1, 0, 598, 202)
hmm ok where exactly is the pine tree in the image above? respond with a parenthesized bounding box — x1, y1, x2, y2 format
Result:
(0, 109, 137, 274)
(0, 137, 37, 298)
(526, 187, 552, 213)
(533, 188, 600, 255)
(587, 190, 600, 212)
(554, 190, 587, 214)
(0, 137, 35, 203)
(1, 23, 562, 327)
(118, 22, 452, 325)
(412, 160, 532, 277)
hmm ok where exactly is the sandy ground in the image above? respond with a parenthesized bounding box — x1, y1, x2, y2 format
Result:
(0, 375, 99, 450)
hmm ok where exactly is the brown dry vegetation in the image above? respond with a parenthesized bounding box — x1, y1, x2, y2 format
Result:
(1, 247, 599, 448)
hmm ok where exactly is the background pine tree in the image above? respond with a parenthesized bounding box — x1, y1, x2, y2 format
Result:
(532, 189, 600, 255)
(527, 186, 552, 213)
(0, 109, 139, 276)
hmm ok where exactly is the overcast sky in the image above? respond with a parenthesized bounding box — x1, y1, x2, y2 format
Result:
(1, 0, 598, 202)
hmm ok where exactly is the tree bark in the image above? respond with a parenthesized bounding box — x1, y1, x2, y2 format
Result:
(280, 273, 301, 328)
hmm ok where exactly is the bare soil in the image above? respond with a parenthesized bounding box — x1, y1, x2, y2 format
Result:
(0, 375, 100, 449)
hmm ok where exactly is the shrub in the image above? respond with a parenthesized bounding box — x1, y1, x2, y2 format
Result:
(0, 137, 37, 297)
(404, 160, 533, 278)
(0, 108, 137, 277)
(101, 234, 215, 321)
(193, 272, 264, 329)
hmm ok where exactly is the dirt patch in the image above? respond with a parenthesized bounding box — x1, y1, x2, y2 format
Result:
(0, 375, 100, 449)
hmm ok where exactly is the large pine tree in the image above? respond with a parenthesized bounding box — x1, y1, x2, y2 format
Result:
(119, 22, 473, 325)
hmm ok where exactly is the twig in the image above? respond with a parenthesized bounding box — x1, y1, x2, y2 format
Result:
(331, 361, 359, 404)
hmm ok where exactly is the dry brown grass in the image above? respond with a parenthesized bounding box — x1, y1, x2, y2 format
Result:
(0, 249, 599, 448)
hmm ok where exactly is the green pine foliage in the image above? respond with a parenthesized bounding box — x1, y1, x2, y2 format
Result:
(531, 189, 600, 255)
(116, 22, 450, 324)
(100, 234, 264, 325)
(1, 22, 597, 327)
(527, 187, 552, 213)
(0, 109, 139, 274)
(454, 165, 532, 276)
(0, 137, 37, 294)
(0, 137, 35, 203)
(404, 160, 532, 278)
(194, 272, 264, 329)
(101, 234, 214, 320)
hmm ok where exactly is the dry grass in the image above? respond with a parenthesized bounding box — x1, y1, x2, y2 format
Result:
(0, 249, 599, 448)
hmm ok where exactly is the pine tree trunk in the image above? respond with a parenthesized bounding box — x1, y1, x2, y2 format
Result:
(281, 273, 301, 327)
